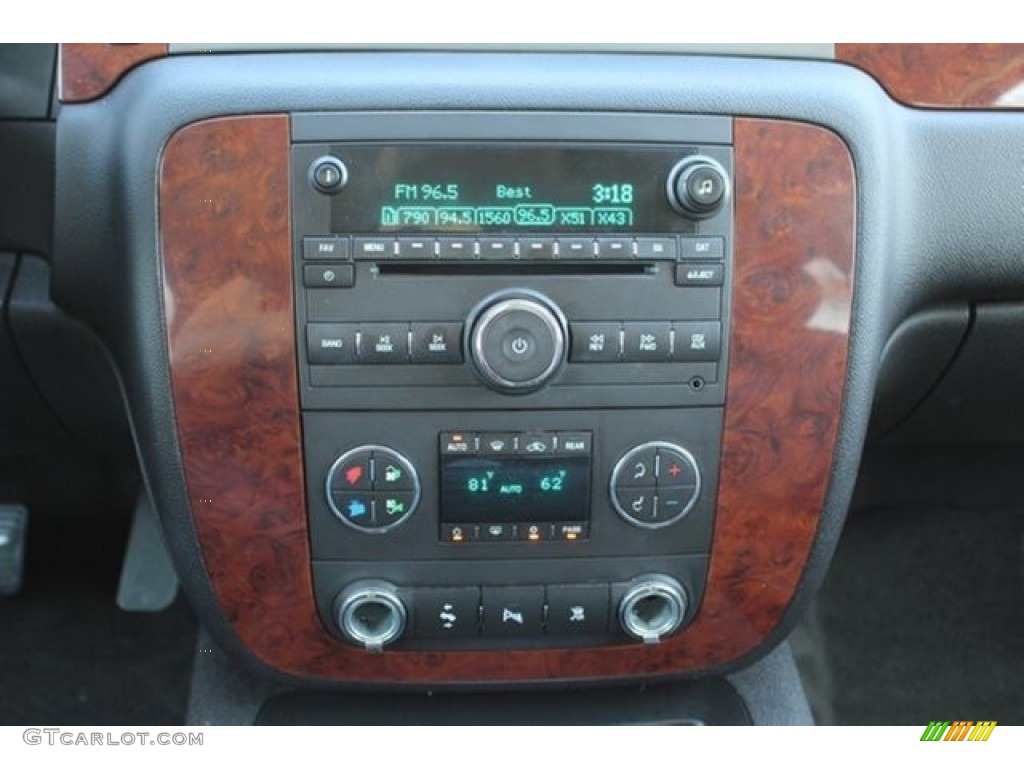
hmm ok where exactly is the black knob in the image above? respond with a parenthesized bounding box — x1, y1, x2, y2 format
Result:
(468, 290, 568, 394)
(667, 156, 730, 218)
(310, 155, 349, 194)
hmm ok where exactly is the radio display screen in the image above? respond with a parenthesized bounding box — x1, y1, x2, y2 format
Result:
(328, 144, 697, 233)
(440, 454, 591, 525)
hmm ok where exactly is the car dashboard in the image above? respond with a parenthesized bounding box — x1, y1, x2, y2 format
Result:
(2, 43, 1023, 726)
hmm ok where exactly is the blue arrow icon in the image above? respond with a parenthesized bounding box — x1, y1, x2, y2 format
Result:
(347, 499, 367, 518)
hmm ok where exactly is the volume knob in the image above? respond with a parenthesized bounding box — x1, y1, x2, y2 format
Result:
(467, 290, 568, 395)
(667, 156, 730, 218)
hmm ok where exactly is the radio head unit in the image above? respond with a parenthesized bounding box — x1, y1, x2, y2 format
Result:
(291, 128, 732, 652)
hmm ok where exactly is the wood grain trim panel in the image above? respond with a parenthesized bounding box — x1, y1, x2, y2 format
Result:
(59, 43, 168, 103)
(160, 116, 854, 683)
(837, 43, 1024, 109)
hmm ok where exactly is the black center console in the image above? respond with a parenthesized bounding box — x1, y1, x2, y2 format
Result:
(290, 113, 733, 652)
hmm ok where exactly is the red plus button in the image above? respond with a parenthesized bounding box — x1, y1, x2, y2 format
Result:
(656, 448, 697, 486)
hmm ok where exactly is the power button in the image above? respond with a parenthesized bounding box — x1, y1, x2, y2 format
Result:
(468, 291, 568, 394)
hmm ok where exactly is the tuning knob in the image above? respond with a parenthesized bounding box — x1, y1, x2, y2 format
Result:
(667, 156, 730, 218)
(467, 290, 568, 394)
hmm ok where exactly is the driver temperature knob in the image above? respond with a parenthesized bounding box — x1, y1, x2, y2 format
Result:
(467, 290, 568, 394)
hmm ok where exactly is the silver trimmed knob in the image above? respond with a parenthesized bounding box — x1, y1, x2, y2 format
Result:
(618, 575, 688, 645)
(467, 290, 568, 394)
(335, 580, 407, 652)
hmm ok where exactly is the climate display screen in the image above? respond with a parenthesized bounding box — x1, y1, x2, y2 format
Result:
(440, 454, 591, 525)
(329, 144, 693, 234)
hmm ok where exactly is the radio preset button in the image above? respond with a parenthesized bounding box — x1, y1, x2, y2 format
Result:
(307, 323, 358, 365)
(520, 238, 555, 259)
(557, 238, 595, 259)
(360, 324, 410, 363)
(395, 237, 437, 259)
(437, 238, 476, 259)
(622, 322, 672, 362)
(302, 237, 350, 260)
(569, 322, 621, 363)
(410, 323, 463, 364)
(304, 264, 354, 288)
(478, 238, 515, 259)
(595, 237, 633, 259)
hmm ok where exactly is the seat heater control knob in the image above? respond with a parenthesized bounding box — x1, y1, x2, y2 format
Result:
(618, 575, 688, 645)
(335, 580, 407, 652)
(468, 290, 568, 394)
(667, 156, 730, 218)
(325, 445, 420, 533)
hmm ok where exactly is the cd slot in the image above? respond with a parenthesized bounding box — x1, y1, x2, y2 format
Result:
(377, 263, 653, 277)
